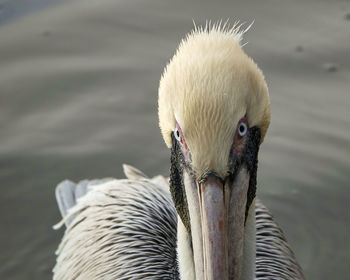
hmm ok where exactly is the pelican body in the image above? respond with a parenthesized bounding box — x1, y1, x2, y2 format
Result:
(53, 24, 305, 280)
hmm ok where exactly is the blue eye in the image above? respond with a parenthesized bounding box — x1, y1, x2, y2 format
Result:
(174, 127, 181, 142)
(238, 122, 247, 137)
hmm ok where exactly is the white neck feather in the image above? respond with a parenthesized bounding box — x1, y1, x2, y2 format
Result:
(241, 198, 256, 280)
(177, 217, 196, 280)
(176, 199, 256, 280)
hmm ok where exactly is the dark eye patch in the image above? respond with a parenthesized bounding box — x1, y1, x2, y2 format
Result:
(169, 132, 192, 236)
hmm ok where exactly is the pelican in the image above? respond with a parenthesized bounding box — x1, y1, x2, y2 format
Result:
(53, 24, 305, 280)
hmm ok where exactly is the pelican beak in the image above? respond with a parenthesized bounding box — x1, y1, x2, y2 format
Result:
(170, 129, 260, 280)
(200, 175, 228, 279)
(199, 167, 250, 280)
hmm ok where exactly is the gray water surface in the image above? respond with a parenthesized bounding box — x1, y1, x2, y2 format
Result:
(0, 0, 349, 279)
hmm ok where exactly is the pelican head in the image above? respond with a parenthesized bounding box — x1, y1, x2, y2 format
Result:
(158, 24, 270, 280)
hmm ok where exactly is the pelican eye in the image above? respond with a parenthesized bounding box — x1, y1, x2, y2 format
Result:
(174, 126, 181, 142)
(238, 122, 247, 137)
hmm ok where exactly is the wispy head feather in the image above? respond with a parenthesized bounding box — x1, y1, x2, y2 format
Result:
(190, 19, 254, 46)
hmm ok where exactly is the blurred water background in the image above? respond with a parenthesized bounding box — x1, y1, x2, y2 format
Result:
(0, 0, 349, 279)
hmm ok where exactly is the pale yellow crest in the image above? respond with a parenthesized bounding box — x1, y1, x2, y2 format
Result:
(158, 23, 270, 178)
